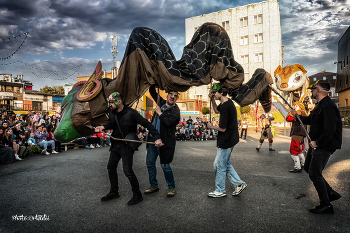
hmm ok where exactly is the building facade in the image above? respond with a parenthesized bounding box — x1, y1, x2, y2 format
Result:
(184, 0, 283, 105)
(335, 26, 350, 122)
(309, 71, 338, 106)
(0, 73, 64, 114)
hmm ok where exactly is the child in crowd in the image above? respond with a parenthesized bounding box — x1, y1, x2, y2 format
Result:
(27, 132, 40, 154)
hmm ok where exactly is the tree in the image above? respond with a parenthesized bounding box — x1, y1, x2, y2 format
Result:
(240, 105, 251, 115)
(40, 85, 65, 95)
(202, 107, 210, 115)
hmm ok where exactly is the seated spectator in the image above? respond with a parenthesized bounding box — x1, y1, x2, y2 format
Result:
(3, 128, 21, 160)
(189, 128, 195, 141)
(179, 126, 187, 141)
(97, 131, 107, 146)
(72, 137, 91, 150)
(0, 128, 16, 164)
(1, 121, 9, 130)
(104, 130, 111, 146)
(194, 128, 201, 141)
(27, 132, 40, 154)
(88, 134, 101, 148)
(35, 126, 58, 155)
(31, 121, 39, 134)
(47, 120, 57, 133)
(48, 127, 61, 152)
(201, 125, 208, 140)
(138, 125, 147, 141)
(17, 131, 30, 158)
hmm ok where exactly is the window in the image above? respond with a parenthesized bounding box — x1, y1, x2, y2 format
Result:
(5, 86, 12, 92)
(254, 14, 263, 24)
(240, 17, 248, 27)
(346, 99, 348, 107)
(222, 21, 230, 30)
(13, 86, 20, 93)
(0, 85, 4, 91)
(255, 53, 263, 62)
(240, 35, 248, 45)
(323, 76, 326, 80)
(313, 77, 317, 81)
(333, 75, 336, 79)
(254, 33, 263, 43)
(240, 54, 249, 64)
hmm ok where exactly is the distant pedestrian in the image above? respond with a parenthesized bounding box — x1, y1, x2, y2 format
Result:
(207, 83, 247, 198)
(240, 118, 248, 140)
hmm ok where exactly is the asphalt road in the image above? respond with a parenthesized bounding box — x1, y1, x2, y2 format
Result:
(1, 128, 350, 233)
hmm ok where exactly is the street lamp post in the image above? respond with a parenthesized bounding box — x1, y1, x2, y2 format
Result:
(111, 35, 118, 79)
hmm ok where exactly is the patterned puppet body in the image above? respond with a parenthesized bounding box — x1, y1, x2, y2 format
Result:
(55, 23, 273, 143)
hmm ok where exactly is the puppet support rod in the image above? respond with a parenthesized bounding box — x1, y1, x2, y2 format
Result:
(269, 85, 312, 143)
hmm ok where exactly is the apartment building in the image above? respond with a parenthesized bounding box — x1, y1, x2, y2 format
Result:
(335, 26, 350, 121)
(184, 0, 283, 105)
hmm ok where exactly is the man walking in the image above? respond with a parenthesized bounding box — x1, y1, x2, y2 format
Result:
(95, 92, 163, 205)
(144, 85, 180, 197)
(291, 80, 342, 214)
(207, 83, 247, 197)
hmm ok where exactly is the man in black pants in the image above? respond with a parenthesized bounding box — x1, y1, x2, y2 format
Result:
(95, 92, 162, 205)
(292, 80, 342, 214)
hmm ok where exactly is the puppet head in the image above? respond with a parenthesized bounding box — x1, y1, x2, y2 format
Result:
(274, 64, 308, 91)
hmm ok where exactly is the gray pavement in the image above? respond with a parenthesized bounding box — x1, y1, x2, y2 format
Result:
(1, 128, 350, 233)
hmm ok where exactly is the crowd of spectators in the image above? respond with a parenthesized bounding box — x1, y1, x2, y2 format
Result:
(136, 116, 219, 142)
(0, 110, 111, 165)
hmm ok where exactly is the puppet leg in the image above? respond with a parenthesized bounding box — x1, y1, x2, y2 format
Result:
(256, 139, 264, 151)
(268, 138, 275, 151)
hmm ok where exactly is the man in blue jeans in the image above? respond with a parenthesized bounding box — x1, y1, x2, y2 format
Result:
(145, 85, 180, 197)
(207, 83, 247, 197)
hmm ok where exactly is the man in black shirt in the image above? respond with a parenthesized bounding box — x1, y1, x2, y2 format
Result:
(291, 80, 342, 214)
(186, 116, 193, 127)
(95, 92, 162, 205)
(207, 83, 247, 198)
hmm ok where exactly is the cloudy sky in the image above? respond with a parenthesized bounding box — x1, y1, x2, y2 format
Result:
(0, 0, 349, 90)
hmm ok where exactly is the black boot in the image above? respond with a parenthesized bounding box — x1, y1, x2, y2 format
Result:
(329, 191, 341, 202)
(101, 191, 120, 201)
(127, 195, 143, 205)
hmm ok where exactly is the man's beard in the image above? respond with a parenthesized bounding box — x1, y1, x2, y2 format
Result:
(166, 99, 175, 106)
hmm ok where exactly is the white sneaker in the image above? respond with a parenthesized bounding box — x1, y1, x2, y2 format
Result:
(42, 150, 50, 155)
(15, 154, 22, 160)
(90, 144, 95, 149)
(96, 144, 102, 148)
(233, 183, 247, 196)
(52, 150, 58, 154)
(208, 191, 226, 198)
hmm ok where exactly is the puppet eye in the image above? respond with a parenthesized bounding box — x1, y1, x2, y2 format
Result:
(293, 75, 301, 83)
(275, 76, 278, 83)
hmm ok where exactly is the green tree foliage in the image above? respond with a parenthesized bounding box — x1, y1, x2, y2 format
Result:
(202, 107, 210, 115)
(40, 85, 65, 95)
(240, 105, 251, 115)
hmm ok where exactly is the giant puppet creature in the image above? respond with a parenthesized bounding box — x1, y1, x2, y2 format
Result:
(274, 64, 314, 172)
(55, 23, 273, 143)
